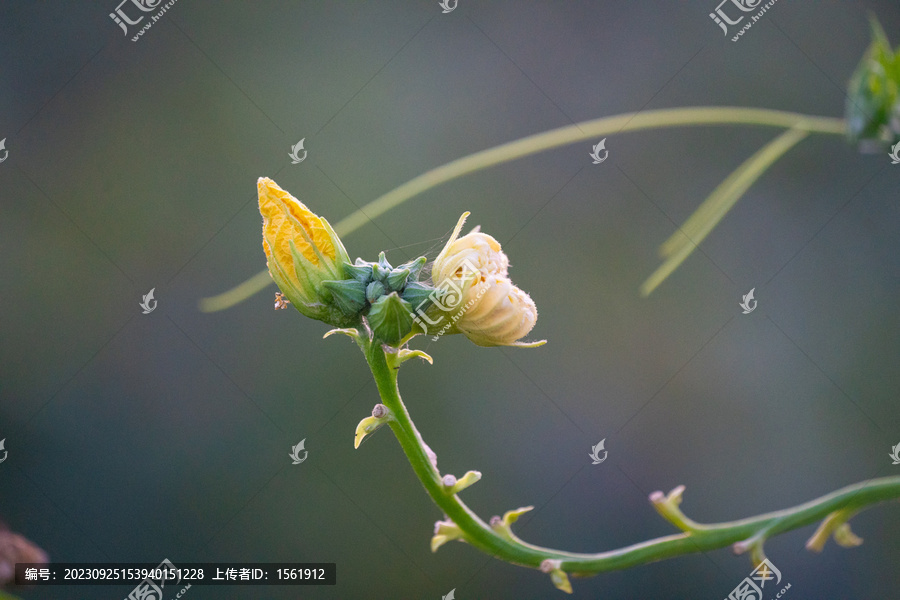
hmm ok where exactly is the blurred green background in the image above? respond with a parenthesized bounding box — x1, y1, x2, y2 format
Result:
(1, 1, 899, 598)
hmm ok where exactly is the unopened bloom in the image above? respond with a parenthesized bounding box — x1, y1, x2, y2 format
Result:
(258, 177, 353, 326)
(431, 213, 544, 347)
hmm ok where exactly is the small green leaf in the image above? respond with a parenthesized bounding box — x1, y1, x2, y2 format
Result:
(846, 16, 900, 145)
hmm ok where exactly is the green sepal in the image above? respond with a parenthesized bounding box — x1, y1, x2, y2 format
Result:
(396, 256, 427, 281)
(344, 260, 374, 283)
(366, 281, 386, 304)
(322, 279, 368, 316)
(367, 292, 414, 345)
(403, 282, 452, 335)
(402, 282, 439, 311)
(386, 268, 410, 292)
(279, 240, 355, 327)
(372, 263, 388, 284)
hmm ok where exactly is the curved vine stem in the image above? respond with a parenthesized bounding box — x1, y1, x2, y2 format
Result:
(200, 107, 846, 312)
(356, 336, 900, 594)
(639, 125, 812, 296)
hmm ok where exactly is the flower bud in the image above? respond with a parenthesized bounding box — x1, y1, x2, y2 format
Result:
(258, 177, 355, 326)
(431, 213, 545, 347)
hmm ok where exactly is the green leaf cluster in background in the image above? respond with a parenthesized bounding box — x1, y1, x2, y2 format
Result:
(847, 17, 900, 146)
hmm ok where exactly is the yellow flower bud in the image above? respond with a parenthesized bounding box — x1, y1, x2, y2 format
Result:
(258, 177, 353, 326)
(431, 213, 545, 347)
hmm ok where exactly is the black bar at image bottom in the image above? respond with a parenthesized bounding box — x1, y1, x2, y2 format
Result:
(15, 562, 336, 586)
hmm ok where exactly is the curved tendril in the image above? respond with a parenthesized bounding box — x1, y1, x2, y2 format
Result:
(200, 107, 845, 312)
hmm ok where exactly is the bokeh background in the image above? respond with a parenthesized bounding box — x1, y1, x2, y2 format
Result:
(2, 1, 899, 598)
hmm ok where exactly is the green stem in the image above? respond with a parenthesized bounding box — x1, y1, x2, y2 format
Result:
(364, 341, 538, 563)
(640, 125, 812, 296)
(362, 340, 900, 589)
(330, 107, 844, 237)
(200, 107, 846, 312)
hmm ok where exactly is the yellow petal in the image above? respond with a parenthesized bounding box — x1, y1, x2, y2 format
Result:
(258, 177, 344, 268)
